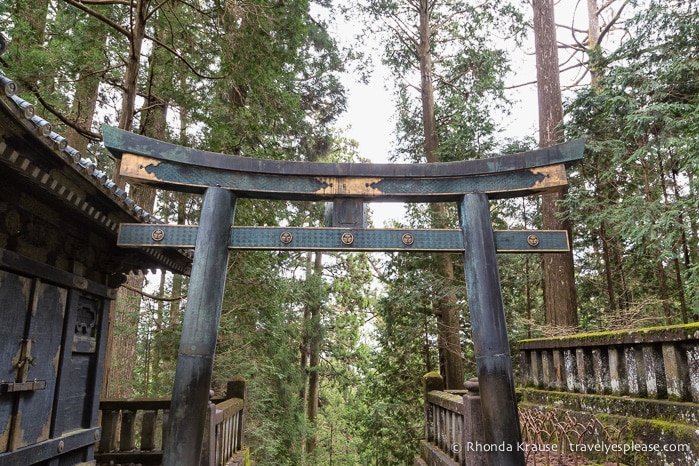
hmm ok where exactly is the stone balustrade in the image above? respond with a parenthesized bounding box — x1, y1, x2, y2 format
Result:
(518, 323, 699, 402)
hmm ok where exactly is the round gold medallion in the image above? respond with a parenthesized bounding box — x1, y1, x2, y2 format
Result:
(151, 228, 165, 242)
(527, 234, 540, 247)
(280, 232, 293, 244)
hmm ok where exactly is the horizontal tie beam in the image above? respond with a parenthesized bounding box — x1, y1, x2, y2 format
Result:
(118, 224, 570, 253)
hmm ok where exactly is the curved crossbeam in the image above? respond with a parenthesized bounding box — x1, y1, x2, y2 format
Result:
(103, 125, 584, 202)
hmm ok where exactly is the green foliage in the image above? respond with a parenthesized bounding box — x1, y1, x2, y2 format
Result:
(10, 0, 699, 462)
(563, 1, 699, 328)
(364, 0, 526, 163)
(351, 257, 440, 464)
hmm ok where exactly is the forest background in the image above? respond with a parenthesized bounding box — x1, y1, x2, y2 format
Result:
(1, 0, 698, 464)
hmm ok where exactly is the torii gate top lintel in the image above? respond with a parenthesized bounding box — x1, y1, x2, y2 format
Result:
(102, 125, 583, 202)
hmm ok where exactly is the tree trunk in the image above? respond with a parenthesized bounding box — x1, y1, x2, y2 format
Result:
(105, 1, 164, 398)
(112, 0, 147, 187)
(64, 12, 109, 153)
(533, 0, 578, 329)
(417, 0, 464, 389)
(586, 0, 601, 85)
(306, 252, 323, 455)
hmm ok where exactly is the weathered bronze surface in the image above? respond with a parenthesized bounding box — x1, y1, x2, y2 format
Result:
(527, 234, 540, 247)
(104, 125, 583, 202)
(103, 125, 583, 178)
(280, 232, 293, 244)
(151, 228, 165, 242)
(118, 153, 571, 201)
(460, 194, 524, 464)
(163, 188, 236, 466)
(118, 224, 571, 253)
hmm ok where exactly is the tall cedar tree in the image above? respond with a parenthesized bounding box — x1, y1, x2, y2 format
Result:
(564, 2, 699, 326)
(361, 0, 524, 390)
(533, 0, 578, 329)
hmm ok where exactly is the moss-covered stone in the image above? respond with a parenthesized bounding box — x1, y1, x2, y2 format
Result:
(518, 388, 699, 465)
(518, 322, 699, 350)
(519, 388, 699, 425)
(422, 371, 444, 396)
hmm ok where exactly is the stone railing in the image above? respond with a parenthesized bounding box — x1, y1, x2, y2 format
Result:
(518, 324, 699, 465)
(96, 378, 248, 466)
(518, 323, 699, 402)
(415, 373, 484, 466)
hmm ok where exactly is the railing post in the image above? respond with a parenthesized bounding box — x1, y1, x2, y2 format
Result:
(625, 346, 645, 396)
(552, 349, 565, 390)
(530, 350, 541, 388)
(563, 349, 578, 391)
(463, 378, 485, 466)
(688, 345, 699, 402)
(592, 347, 610, 394)
(141, 410, 158, 450)
(642, 345, 667, 399)
(608, 346, 628, 396)
(423, 372, 443, 443)
(99, 410, 119, 452)
(459, 193, 524, 466)
(228, 376, 247, 451)
(662, 343, 689, 401)
(576, 348, 594, 394)
(519, 350, 532, 386)
(163, 187, 236, 466)
(199, 397, 216, 466)
(120, 409, 136, 451)
(541, 350, 554, 389)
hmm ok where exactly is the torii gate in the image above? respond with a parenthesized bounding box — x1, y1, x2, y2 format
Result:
(103, 125, 583, 466)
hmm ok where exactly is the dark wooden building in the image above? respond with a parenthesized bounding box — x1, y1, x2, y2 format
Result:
(0, 72, 190, 465)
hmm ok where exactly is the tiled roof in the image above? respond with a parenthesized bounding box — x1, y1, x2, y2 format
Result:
(0, 72, 192, 275)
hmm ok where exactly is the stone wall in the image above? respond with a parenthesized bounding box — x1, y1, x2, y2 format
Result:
(518, 324, 699, 465)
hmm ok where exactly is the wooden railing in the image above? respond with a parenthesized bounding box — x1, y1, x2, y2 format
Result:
(208, 397, 245, 466)
(518, 323, 699, 402)
(96, 378, 247, 466)
(416, 373, 483, 466)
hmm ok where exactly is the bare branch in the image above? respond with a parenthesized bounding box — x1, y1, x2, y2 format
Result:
(556, 22, 587, 34)
(598, 0, 630, 44)
(121, 282, 187, 302)
(505, 79, 536, 90)
(563, 67, 590, 90)
(145, 33, 226, 80)
(569, 0, 588, 55)
(506, 61, 590, 90)
(597, 0, 621, 15)
(559, 41, 587, 52)
(33, 91, 103, 141)
(61, 0, 132, 39)
(145, 0, 171, 21)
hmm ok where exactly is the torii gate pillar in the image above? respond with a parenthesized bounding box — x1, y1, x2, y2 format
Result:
(162, 188, 236, 466)
(461, 193, 522, 463)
